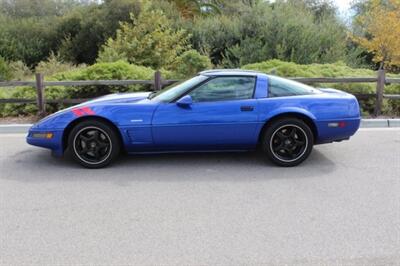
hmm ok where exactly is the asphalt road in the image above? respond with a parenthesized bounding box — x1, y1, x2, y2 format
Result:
(0, 129, 399, 265)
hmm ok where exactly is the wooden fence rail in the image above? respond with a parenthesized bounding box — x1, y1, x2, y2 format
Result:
(0, 70, 399, 117)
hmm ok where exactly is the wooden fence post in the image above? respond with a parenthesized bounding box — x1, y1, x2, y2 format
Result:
(35, 73, 45, 117)
(374, 69, 385, 117)
(154, 70, 162, 91)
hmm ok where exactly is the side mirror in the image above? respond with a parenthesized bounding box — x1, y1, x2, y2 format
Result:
(176, 95, 192, 108)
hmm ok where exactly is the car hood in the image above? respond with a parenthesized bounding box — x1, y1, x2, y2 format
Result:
(33, 92, 153, 127)
(84, 92, 152, 104)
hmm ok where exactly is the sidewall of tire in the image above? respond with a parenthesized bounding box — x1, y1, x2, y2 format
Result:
(262, 118, 314, 167)
(68, 120, 120, 168)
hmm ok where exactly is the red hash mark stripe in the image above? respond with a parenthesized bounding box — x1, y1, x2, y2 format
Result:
(80, 106, 95, 115)
(72, 106, 95, 117)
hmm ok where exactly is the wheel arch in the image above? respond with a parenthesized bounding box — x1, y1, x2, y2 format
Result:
(62, 115, 124, 152)
(258, 112, 318, 144)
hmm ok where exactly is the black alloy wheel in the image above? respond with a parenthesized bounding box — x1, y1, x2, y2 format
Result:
(68, 120, 120, 168)
(262, 118, 314, 167)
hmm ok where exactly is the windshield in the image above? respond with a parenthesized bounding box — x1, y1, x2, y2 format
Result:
(150, 75, 209, 102)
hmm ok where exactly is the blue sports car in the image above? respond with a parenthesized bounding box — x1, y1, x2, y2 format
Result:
(27, 70, 361, 168)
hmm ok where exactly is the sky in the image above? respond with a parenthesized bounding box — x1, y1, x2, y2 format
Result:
(334, 0, 353, 14)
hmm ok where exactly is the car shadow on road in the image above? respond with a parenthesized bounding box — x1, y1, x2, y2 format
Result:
(2, 146, 337, 183)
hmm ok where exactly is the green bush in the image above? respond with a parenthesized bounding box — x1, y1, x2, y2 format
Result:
(0, 55, 11, 81)
(385, 84, 400, 116)
(171, 50, 212, 78)
(35, 52, 84, 77)
(53, 60, 157, 99)
(242, 59, 400, 115)
(0, 60, 178, 117)
(0, 86, 68, 117)
(242, 59, 378, 94)
(0, 89, 6, 115)
(242, 60, 376, 77)
(8, 60, 32, 80)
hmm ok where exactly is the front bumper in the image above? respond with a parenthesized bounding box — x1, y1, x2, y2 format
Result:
(26, 128, 64, 156)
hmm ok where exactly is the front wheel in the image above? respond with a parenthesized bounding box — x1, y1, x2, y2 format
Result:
(68, 120, 120, 168)
(262, 118, 314, 167)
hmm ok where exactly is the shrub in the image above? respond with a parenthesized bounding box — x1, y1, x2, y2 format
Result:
(53, 60, 156, 98)
(35, 52, 83, 77)
(171, 50, 212, 78)
(0, 89, 6, 115)
(8, 61, 32, 80)
(0, 56, 11, 81)
(243, 60, 375, 77)
(0, 60, 178, 117)
(385, 84, 400, 116)
(0, 86, 68, 117)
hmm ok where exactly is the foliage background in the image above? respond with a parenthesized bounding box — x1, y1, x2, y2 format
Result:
(0, 0, 399, 117)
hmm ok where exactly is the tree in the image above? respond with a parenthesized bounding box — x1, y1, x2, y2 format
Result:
(0, 0, 80, 18)
(56, 0, 141, 64)
(190, 0, 347, 67)
(98, 6, 189, 69)
(352, 0, 400, 69)
(171, 49, 212, 77)
(0, 15, 59, 66)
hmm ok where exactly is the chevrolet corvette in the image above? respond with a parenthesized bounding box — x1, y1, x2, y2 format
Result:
(27, 70, 361, 168)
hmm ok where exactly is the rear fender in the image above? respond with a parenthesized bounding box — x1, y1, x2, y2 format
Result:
(256, 107, 317, 141)
(261, 107, 317, 122)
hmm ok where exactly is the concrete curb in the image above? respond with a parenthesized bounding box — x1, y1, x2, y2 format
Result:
(0, 124, 32, 134)
(360, 119, 400, 128)
(0, 119, 399, 134)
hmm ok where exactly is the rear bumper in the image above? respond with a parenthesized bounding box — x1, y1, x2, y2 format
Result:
(26, 128, 64, 156)
(315, 117, 361, 144)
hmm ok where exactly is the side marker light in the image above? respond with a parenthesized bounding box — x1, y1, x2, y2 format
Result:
(328, 122, 346, 128)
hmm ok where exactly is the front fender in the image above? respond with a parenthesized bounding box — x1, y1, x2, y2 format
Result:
(28, 105, 117, 156)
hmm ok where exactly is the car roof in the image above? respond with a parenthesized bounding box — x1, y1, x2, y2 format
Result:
(199, 69, 264, 77)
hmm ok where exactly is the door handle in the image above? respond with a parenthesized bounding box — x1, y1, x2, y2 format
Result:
(240, 106, 254, 111)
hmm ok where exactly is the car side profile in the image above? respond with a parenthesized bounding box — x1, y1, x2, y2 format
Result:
(27, 70, 361, 168)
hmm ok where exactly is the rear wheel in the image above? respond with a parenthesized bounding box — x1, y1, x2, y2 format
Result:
(262, 118, 314, 167)
(68, 120, 120, 168)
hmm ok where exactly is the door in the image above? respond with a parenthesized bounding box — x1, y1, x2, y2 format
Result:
(151, 76, 259, 150)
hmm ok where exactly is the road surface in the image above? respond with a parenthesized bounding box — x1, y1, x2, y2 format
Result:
(0, 129, 399, 265)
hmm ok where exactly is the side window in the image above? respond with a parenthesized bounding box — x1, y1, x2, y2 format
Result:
(268, 76, 319, 98)
(189, 76, 255, 102)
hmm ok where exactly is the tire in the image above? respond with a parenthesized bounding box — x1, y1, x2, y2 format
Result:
(261, 118, 314, 167)
(68, 119, 120, 168)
